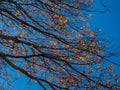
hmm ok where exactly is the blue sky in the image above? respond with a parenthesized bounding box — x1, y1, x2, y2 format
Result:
(89, 0, 120, 80)
(8, 0, 120, 90)
(90, 0, 120, 48)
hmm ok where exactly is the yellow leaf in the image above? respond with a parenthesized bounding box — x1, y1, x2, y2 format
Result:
(63, 18, 68, 25)
(15, 11, 20, 16)
(90, 32, 96, 37)
(69, 58, 72, 60)
(78, 41, 87, 46)
(29, 45, 33, 48)
(59, 16, 63, 23)
(50, 41, 57, 46)
(79, 56, 86, 60)
(62, 83, 66, 88)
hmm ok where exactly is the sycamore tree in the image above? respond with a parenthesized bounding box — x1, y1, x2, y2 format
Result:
(0, 0, 119, 90)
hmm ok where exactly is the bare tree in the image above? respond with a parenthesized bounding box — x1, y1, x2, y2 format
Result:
(0, 0, 119, 90)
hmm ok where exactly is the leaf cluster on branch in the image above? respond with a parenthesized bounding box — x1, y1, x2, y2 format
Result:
(0, 0, 119, 90)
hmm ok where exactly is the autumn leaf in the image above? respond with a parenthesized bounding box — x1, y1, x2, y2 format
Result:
(50, 41, 57, 46)
(91, 40, 96, 47)
(88, 70, 92, 74)
(79, 56, 86, 60)
(15, 11, 20, 17)
(62, 83, 66, 88)
(29, 45, 33, 48)
(61, 18, 68, 25)
(89, 32, 97, 37)
(96, 81, 101, 85)
(59, 16, 63, 23)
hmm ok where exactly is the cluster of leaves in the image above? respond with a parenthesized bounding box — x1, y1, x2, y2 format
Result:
(0, 0, 119, 90)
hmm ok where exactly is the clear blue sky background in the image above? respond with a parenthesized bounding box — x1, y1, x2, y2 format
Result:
(11, 0, 120, 90)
